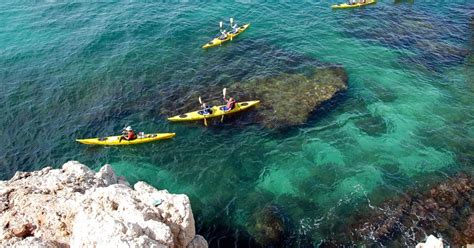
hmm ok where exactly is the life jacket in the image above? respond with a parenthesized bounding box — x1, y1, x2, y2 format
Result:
(128, 131, 137, 140)
(226, 99, 236, 110)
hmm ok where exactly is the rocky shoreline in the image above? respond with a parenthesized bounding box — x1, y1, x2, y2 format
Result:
(0, 161, 208, 248)
(335, 174, 474, 247)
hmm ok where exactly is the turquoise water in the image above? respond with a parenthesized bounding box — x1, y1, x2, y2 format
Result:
(1, 1, 473, 246)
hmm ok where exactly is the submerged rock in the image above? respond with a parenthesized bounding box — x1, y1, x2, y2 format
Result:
(230, 66, 348, 129)
(347, 174, 473, 247)
(252, 204, 291, 247)
(0, 161, 208, 248)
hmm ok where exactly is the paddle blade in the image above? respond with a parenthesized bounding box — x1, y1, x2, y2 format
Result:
(219, 21, 223, 29)
(230, 17, 234, 24)
(223, 88, 227, 98)
(199, 96, 203, 104)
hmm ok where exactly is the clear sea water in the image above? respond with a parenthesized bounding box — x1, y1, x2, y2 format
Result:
(1, 1, 473, 246)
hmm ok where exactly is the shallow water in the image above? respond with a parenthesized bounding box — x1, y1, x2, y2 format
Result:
(1, 1, 473, 246)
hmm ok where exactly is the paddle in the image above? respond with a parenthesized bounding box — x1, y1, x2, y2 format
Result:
(199, 97, 208, 126)
(221, 88, 227, 122)
(230, 18, 234, 40)
(219, 21, 225, 45)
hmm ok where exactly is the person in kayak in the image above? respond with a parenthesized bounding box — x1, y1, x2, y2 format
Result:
(222, 96, 236, 111)
(120, 126, 137, 142)
(231, 23, 239, 34)
(201, 102, 213, 115)
(219, 30, 228, 40)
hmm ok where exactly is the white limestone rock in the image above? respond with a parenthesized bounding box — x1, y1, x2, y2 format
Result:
(416, 235, 444, 248)
(96, 163, 118, 185)
(0, 161, 208, 248)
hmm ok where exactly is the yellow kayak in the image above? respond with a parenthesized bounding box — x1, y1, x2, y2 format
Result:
(202, 24, 250, 49)
(332, 0, 376, 9)
(76, 133, 176, 146)
(168, 100, 260, 122)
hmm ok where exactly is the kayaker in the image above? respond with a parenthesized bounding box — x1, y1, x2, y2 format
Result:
(120, 126, 137, 142)
(222, 96, 236, 111)
(219, 30, 228, 40)
(201, 103, 213, 115)
(231, 23, 239, 34)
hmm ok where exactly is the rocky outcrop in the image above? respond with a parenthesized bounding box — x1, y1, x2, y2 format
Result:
(0, 161, 208, 248)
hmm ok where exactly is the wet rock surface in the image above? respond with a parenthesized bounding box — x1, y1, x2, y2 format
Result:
(162, 66, 348, 129)
(0, 161, 208, 248)
(346, 174, 474, 247)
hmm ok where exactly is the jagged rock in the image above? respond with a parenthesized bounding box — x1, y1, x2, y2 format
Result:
(0, 161, 208, 248)
(134, 182, 196, 247)
(96, 164, 118, 185)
